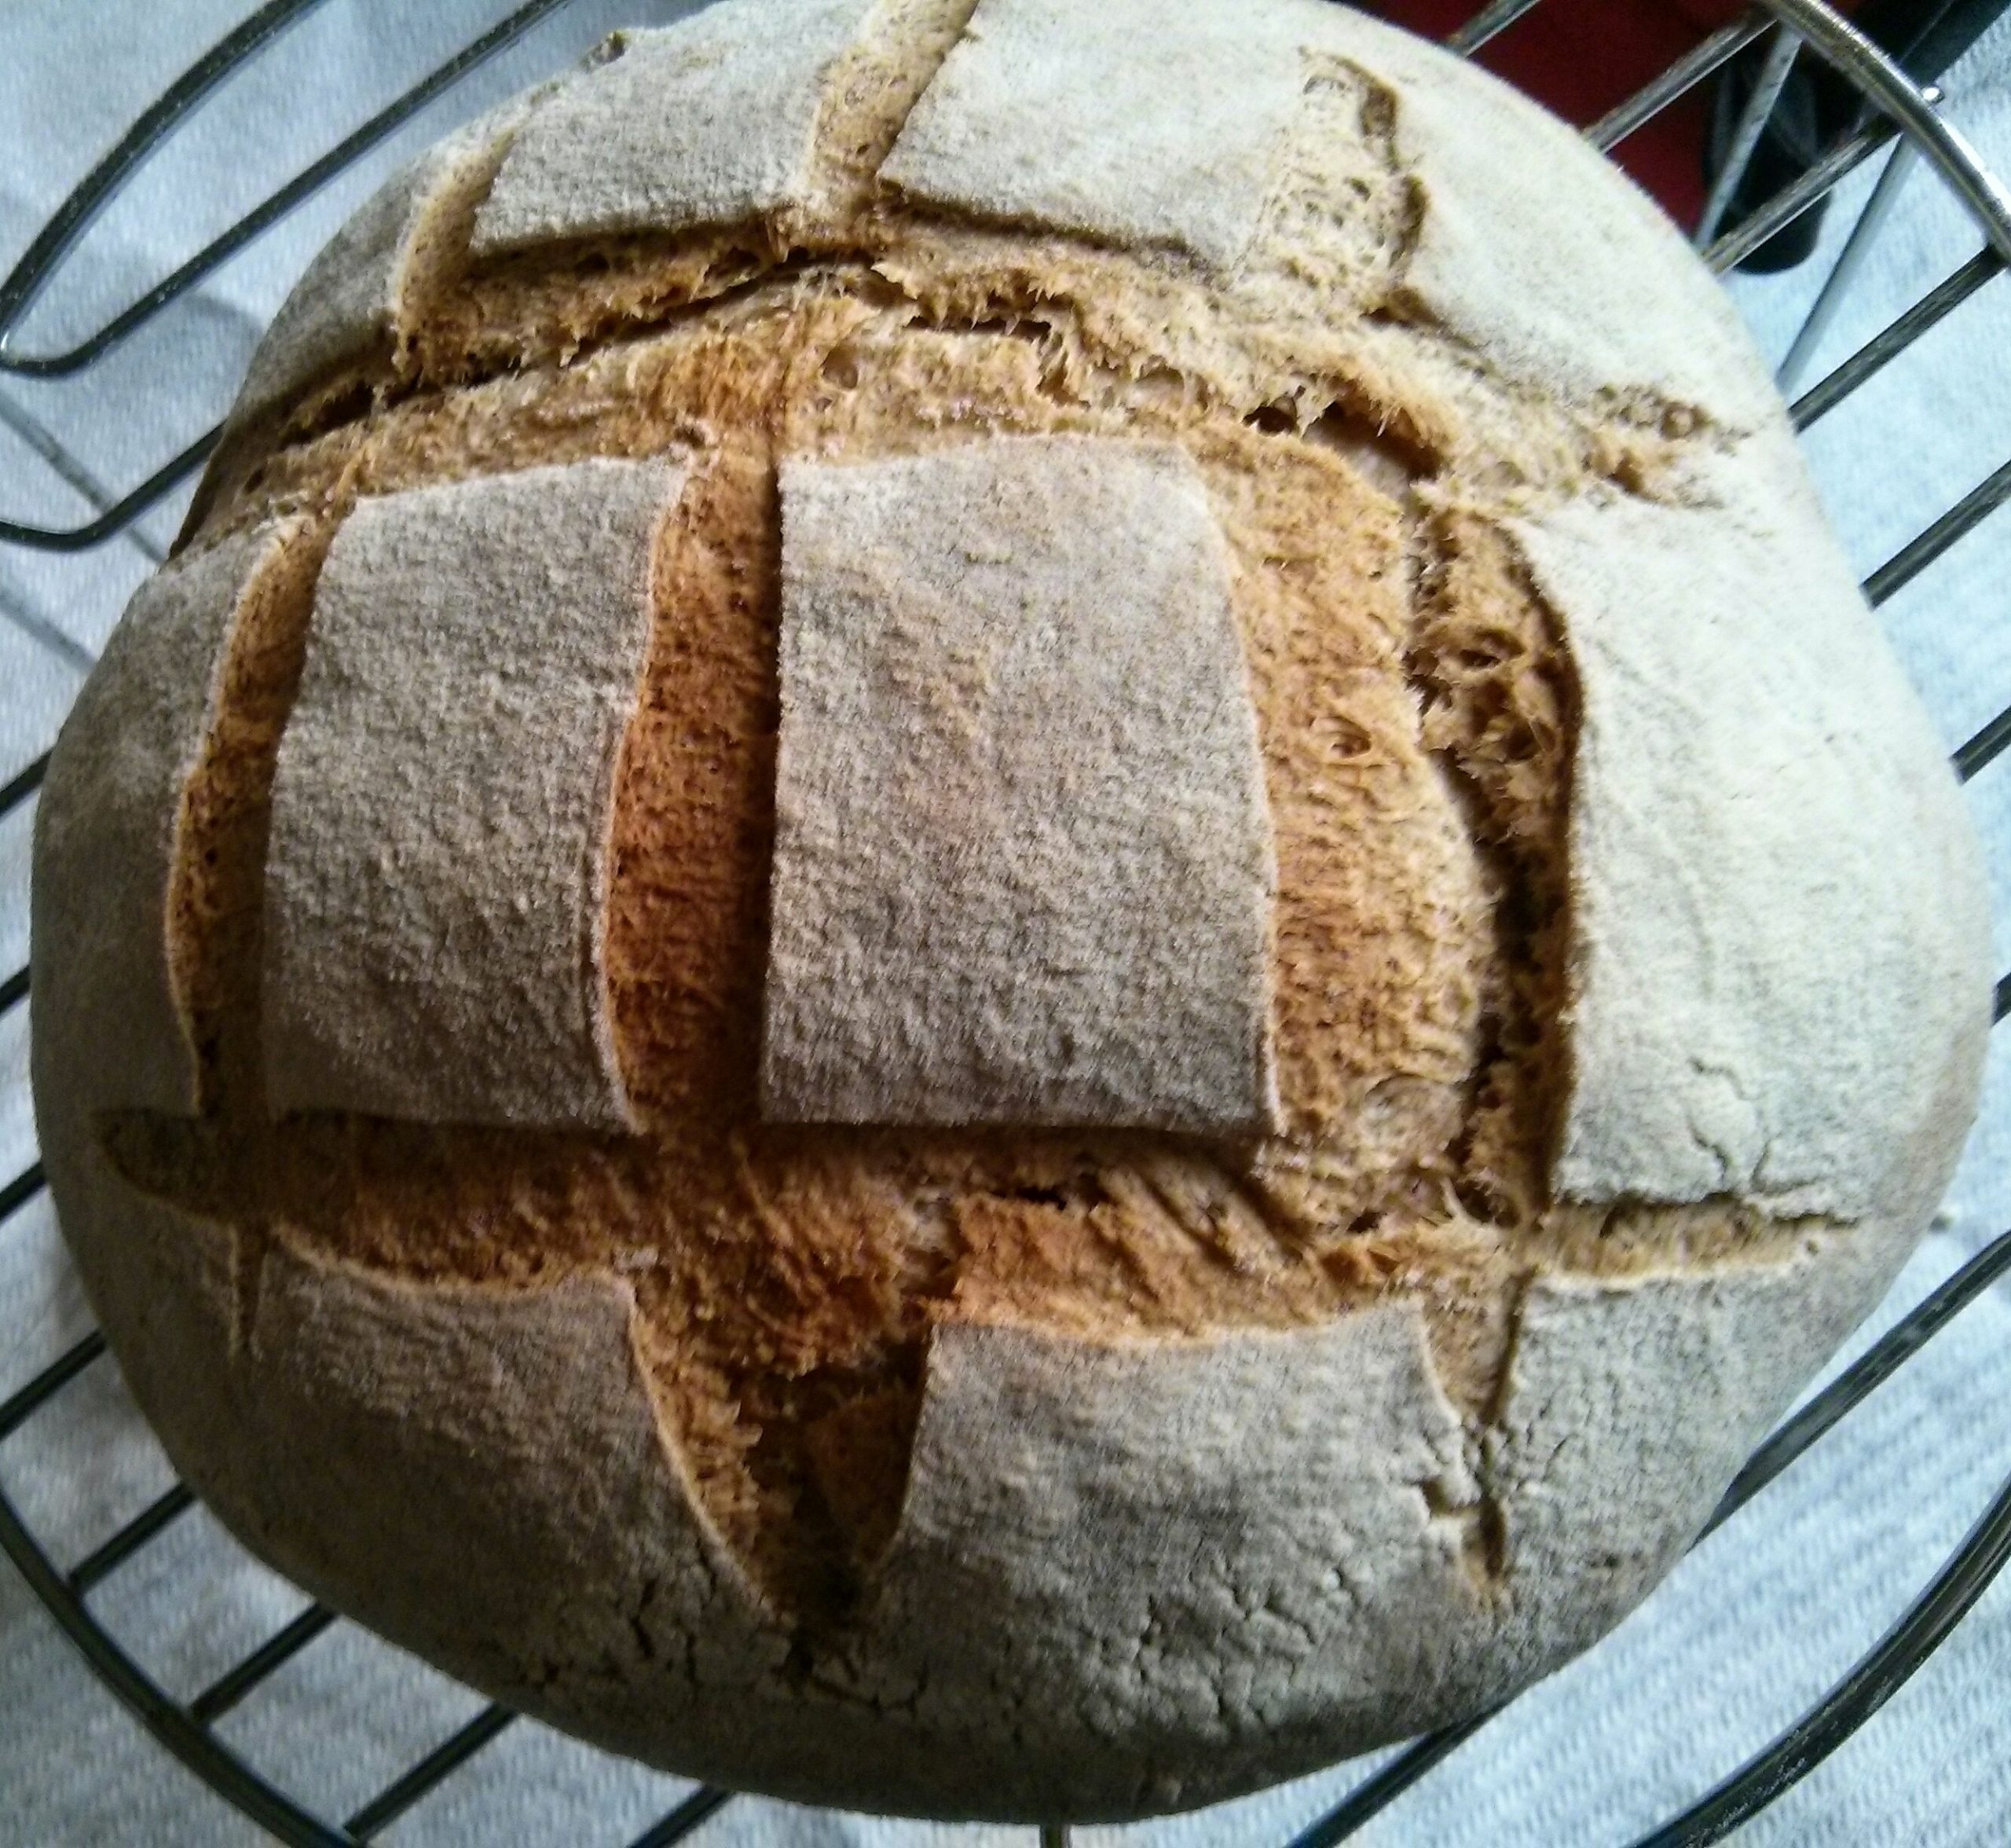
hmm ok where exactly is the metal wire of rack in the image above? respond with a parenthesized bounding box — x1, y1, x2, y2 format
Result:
(1, 0, 2009, 1842)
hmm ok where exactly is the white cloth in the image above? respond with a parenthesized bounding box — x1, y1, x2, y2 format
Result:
(2, 4, 2009, 1843)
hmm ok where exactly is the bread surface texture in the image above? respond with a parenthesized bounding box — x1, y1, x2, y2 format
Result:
(32, 0, 1991, 1822)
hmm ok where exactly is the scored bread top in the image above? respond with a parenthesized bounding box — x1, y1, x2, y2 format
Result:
(32, 0, 1993, 1819)
(41, 1115, 1918, 1817)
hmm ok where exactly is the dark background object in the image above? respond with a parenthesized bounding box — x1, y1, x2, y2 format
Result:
(1374, 0, 1766, 224)
(1377, 0, 2009, 266)
(1715, 0, 2011, 267)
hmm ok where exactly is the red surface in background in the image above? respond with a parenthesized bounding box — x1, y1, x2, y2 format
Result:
(1371, 1, 1779, 230)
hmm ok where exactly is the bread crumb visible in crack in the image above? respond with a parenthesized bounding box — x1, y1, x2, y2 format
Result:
(167, 520, 331, 1116)
(807, 0, 987, 218)
(1405, 509, 1580, 1236)
(189, 1, 1710, 534)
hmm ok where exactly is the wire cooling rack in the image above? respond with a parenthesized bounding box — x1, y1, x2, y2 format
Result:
(2, 1, 2009, 1842)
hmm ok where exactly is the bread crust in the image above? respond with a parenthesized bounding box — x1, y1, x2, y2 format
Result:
(34, 519, 299, 1116)
(262, 456, 681, 1129)
(764, 437, 1279, 1134)
(35, 1132, 1922, 1819)
(34, 0, 1991, 1820)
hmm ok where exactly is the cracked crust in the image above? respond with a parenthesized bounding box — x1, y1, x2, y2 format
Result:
(35, 519, 304, 1117)
(35, 0, 1990, 1822)
(471, 0, 895, 254)
(41, 1128, 1921, 1820)
(1518, 421, 1989, 1223)
(882, 0, 1308, 269)
(233, 104, 533, 425)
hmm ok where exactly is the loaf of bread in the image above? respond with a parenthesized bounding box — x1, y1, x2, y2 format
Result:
(32, 0, 1991, 1822)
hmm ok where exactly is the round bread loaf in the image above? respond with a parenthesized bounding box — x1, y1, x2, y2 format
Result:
(31, 0, 1992, 1822)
